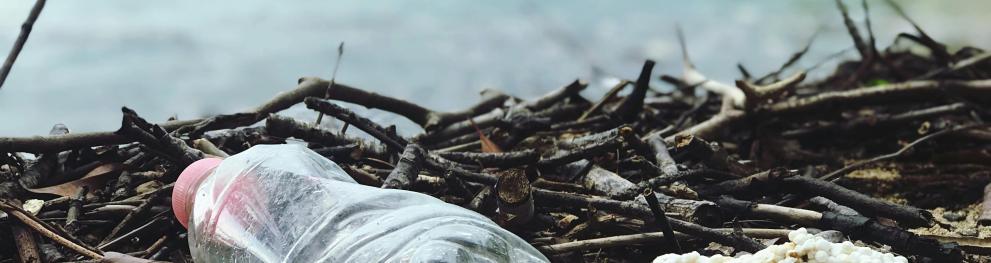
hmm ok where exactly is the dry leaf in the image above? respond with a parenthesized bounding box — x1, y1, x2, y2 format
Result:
(469, 118, 502, 153)
(25, 163, 122, 198)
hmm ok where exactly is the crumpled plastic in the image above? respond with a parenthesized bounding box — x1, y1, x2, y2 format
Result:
(187, 144, 549, 263)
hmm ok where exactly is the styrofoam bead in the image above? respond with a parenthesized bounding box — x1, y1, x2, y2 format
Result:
(653, 228, 908, 263)
(813, 250, 828, 260)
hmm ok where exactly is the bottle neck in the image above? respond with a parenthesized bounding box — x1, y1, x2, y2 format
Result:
(179, 167, 216, 228)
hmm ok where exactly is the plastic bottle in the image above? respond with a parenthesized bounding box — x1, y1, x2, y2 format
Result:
(171, 144, 549, 263)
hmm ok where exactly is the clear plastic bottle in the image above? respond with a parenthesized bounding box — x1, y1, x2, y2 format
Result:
(171, 144, 549, 263)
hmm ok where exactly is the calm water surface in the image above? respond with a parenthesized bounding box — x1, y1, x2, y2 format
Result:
(1, 1, 988, 136)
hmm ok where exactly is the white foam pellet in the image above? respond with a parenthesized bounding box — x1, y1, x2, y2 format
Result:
(22, 199, 44, 215)
(652, 228, 908, 263)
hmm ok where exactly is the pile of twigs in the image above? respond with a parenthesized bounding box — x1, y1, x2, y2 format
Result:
(3, 1, 991, 262)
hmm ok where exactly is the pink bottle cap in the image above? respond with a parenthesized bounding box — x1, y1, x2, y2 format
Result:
(172, 158, 223, 229)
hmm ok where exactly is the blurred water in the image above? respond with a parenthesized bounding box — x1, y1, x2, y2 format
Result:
(1, 1, 988, 137)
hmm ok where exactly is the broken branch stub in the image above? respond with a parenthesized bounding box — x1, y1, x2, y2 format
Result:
(610, 60, 655, 123)
(496, 167, 535, 225)
(115, 107, 204, 167)
(735, 71, 806, 111)
(382, 144, 426, 190)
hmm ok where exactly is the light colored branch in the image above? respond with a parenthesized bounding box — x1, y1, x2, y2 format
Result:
(736, 71, 806, 110)
(665, 96, 744, 142)
(192, 138, 229, 157)
(538, 228, 791, 254)
(0, 200, 103, 259)
(668, 78, 991, 142)
(763, 79, 991, 115)
(676, 24, 746, 108)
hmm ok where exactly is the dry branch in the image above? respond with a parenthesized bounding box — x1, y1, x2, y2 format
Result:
(382, 144, 425, 190)
(11, 220, 42, 263)
(834, 0, 870, 59)
(539, 228, 790, 254)
(0, 200, 103, 259)
(304, 97, 408, 150)
(610, 60, 655, 123)
(327, 79, 510, 130)
(761, 79, 991, 116)
(116, 108, 204, 167)
(533, 188, 765, 252)
(0, 0, 46, 90)
(496, 168, 535, 224)
(643, 189, 682, 253)
(537, 137, 623, 169)
(434, 150, 539, 168)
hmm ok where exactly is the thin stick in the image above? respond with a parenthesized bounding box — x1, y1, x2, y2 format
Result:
(806, 47, 853, 72)
(918, 52, 991, 80)
(0, 0, 47, 90)
(755, 30, 819, 84)
(675, 23, 692, 68)
(820, 124, 987, 181)
(316, 42, 345, 125)
(882, 0, 953, 64)
(99, 197, 155, 245)
(578, 79, 630, 121)
(834, 0, 869, 59)
(305, 97, 408, 150)
(98, 216, 169, 250)
(643, 189, 681, 253)
(138, 235, 169, 258)
(862, 0, 879, 60)
(539, 228, 791, 254)
(0, 200, 103, 259)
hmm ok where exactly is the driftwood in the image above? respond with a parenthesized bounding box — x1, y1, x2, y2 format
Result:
(496, 168, 535, 224)
(381, 144, 425, 190)
(713, 195, 960, 261)
(434, 150, 539, 168)
(1, 2, 989, 261)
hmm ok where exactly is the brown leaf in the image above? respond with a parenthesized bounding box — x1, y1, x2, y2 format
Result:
(25, 163, 122, 198)
(469, 118, 502, 153)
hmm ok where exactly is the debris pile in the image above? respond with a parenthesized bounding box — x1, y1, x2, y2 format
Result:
(653, 228, 908, 263)
(2, 1, 991, 262)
